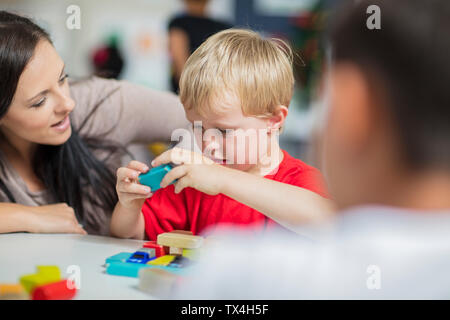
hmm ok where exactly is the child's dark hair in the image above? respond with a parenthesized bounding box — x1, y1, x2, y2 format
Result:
(329, 0, 450, 171)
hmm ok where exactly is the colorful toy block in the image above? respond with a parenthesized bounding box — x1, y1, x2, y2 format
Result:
(146, 255, 176, 266)
(31, 279, 77, 300)
(157, 232, 203, 249)
(138, 164, 174, 192)
(182, 249, 200, 261)
(20, 265, 61, 293)
(167, 256, 191, 268)
(0, 284, 28, 300)
(105, 252, 133, 265)
(170, 230, 193, 235)
(138, 268, 178, 298)
(169, 247, 183, 256)
(36, 266, 61, 279)
(142, 241, 166, 257)
(143, 255, 190, 274)
(105, 261, 152, 278)
(126, 248, 156, 264)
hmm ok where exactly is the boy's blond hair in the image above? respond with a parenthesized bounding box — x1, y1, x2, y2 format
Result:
(179, 29, 294, 118)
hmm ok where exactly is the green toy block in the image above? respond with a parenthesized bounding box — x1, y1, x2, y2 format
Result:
(36, 266, 61, 280)
(20, 266, 61, 293)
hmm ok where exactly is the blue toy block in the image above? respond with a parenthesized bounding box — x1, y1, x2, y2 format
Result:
(167, 256, 191, 268)
(105, 252, 133, 265)
(106, 261, 152, 278)
(105, 261, 189, 278)
(138, 164, 174, 192)
(126, 248, 156, 264)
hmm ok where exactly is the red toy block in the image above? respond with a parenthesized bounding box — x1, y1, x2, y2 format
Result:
(31, 279, 77, 300)
(143, 241, 167, 257)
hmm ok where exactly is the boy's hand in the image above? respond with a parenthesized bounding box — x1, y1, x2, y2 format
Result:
(152, 147, 231, 195)
(116, 160, 153, 210)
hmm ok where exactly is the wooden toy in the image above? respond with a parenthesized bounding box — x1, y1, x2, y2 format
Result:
(126, 248, 156, 264)
(169, 247, 183, 256)
(182, 249, 200, 261)
(105, 261, 152, 278)
(138, 268, 178, 298)
(105, 252, 133, 265)
(142, 241, 166, 257)
(138, 164, 174, 192)
(170, 230, 193, 235)
(36, 266, 61, 279)
(31, 279, 77, 300)
(0, 284, 28, 300)
(157, 232, 203, 249)
(167, 256, 191, 268)
(146, 255, 176, 266)
(20, 266, 61, 293)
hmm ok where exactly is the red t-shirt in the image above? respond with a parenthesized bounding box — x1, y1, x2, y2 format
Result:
(142, 150, 328, 240)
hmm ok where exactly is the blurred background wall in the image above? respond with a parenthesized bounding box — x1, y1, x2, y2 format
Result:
(0, 0, 337, 164)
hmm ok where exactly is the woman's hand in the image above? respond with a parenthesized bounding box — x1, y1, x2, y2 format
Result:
(116, 160, 153, 210)
(152, 147, 231, 195)
(28, 203, 87, 234)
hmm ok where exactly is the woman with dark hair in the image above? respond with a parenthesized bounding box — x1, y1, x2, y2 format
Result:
(0, 11, 188, 235)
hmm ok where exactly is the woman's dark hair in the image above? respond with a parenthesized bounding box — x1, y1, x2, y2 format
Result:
(0, 11, 125, 232)
(328, 0, 450, 171)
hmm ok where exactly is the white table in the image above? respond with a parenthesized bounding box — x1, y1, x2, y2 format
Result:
(0, 233, 155, 299)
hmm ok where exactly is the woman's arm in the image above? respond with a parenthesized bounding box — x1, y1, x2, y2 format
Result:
(69, 76, 190, 146)
(0, 203, 86, 234)
(0, 203, 29, 233)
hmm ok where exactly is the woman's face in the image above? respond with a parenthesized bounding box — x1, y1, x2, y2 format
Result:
(0, 40, 75, 146)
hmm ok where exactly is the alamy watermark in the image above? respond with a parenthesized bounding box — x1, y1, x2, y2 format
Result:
(66, 265, 81, 290)
(66, 5, 81, 30)
(366, 264, 381, 290)
(367, 5, 381, 30)
(169, 121, 282, 172)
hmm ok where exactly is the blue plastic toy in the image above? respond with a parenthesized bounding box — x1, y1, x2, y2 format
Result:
(105, 252, 133, 265)
(126, 248, 156, 264)
(167, 256, 191, 268)
(106, 261, 152, 278)
(138, 164, 174, 192)
(105, 261, 188, 278)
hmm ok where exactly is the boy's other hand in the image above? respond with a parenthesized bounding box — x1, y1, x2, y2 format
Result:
(116, 160, 152, 210)
(152, 147, 231, 195)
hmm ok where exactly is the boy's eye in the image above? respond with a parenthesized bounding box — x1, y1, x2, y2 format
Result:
(59, 74, 68, 84)
(31, 97, 46, 108)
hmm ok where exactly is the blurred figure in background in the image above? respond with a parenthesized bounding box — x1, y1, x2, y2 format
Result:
(173, 0, 450, 299)
(168, 0, 232, 93)
(91, 33, 125, 79)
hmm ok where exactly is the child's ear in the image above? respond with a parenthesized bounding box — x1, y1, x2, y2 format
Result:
(267, 105, 288, 131)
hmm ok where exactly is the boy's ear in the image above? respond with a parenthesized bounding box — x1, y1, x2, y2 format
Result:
(267, 105, 288, 131)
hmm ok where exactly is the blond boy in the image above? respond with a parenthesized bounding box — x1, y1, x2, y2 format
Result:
(111, 29, 331, 240)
